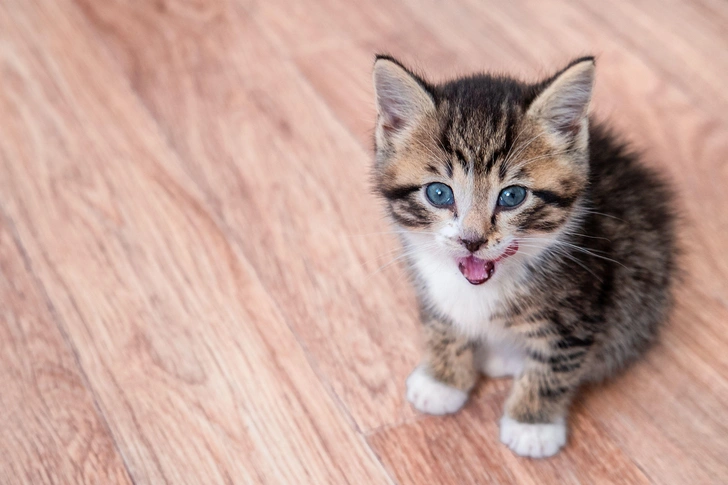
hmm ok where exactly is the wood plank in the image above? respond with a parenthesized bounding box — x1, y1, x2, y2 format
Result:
(246, 0, 438, 54)
(4, 0, 727, 483)
(570, 0, 728, 123)
(0, 213, 133, 484)
(74, 0, 428, 431)
(0, 2, 391, 484)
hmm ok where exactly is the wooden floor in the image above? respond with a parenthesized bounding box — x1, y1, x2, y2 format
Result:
(1, 0, 727, 483)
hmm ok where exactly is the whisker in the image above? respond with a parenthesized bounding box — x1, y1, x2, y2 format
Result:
(365, 240, 441, 269)
(368, 252, 415, 277)
(517, 236, 626, 268)
(345, 229, 440, 238)
(511, 147, 577, 167)
(502, 131, 547, 171)
(517, 242, 603, 281)
(499, 123, 530, 171)
(550, 249, 603, 281)
(559, 231, 611, 242)
(411, 137, 444, 166)
(361, 241, 438, 269)
(578, 208, 626, 223)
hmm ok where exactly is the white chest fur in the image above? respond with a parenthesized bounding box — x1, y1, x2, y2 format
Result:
(407, 246, 526, 343)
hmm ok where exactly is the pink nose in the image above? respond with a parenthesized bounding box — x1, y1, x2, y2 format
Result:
(460, 238, 485, 253)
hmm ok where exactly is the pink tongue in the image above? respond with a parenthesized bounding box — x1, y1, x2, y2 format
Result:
(457, 255, 495, 285)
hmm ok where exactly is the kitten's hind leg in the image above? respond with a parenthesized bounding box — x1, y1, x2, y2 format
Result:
(406, 319, 478, 415)
(475, 341, 526, 378)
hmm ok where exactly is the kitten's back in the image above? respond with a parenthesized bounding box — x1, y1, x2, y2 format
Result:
(577, 122, 677, 380)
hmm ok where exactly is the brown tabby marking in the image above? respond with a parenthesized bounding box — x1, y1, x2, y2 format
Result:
(422, 320, 478, 392)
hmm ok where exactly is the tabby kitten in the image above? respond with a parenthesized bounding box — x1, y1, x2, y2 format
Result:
(371, 55, 676, 458)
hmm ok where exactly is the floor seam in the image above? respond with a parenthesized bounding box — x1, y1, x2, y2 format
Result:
(71, 2, 395, 482)
(0, 204, 139, 485)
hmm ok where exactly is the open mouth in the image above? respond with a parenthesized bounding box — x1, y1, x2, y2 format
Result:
(457, 242, 519, 285)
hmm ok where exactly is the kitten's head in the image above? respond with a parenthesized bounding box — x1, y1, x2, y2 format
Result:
(372, 56, 594, 285)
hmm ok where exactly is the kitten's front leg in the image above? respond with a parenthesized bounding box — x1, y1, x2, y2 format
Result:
(406, 318, 478, 415)
(499, 341, 590, 458)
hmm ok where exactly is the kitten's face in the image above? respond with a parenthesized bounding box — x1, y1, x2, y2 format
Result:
(372, 57, 594, 285)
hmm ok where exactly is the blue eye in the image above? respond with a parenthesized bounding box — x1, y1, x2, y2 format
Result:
(498, 185, 527, 208)
(425, 183, 455, 207)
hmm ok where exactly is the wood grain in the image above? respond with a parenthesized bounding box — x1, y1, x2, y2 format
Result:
(368, 382, 651, 485)
(0, 2, 390, 483)
(0, 214, 133, 484)
(571, 0, 728, 123)
(1, 0, 727, 483)
(74, 0, 425, 432)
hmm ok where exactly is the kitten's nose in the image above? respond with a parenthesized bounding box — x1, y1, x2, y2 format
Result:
(461, 238, 485, 253)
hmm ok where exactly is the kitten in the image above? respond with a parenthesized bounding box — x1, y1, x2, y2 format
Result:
(371, 55, 676, 458)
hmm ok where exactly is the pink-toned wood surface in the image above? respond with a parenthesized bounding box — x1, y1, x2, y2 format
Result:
(1, 0, 726, 482)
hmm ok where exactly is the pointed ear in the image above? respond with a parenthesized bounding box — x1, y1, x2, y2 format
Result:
(373, 56, 435, 143)
(528, 57, 595, 141)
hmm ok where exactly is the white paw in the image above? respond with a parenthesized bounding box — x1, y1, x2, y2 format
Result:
(475, 344, 525, 378)
(405, 365, 468, 415)
(499, 415, 567, 458)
